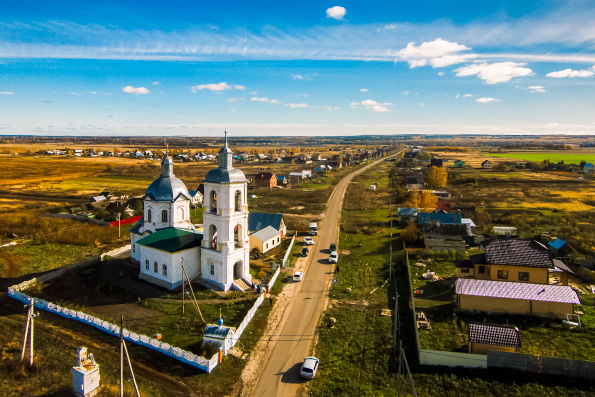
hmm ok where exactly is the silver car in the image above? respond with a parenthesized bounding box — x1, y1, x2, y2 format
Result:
(329, 251, 338, 263)
(300, 357, 319, 379)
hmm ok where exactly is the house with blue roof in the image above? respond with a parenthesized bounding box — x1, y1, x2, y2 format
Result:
(584, 163, 595, 173)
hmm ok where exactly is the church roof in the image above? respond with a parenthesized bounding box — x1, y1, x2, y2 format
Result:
(145, 155, 191, 202)
(136, 227, 202, 253)
(129, 215, 144, 234)
(204, 167, 247, 184)
(248, 212, 284, 232)
(204, 132, 247, 184)
(203, 324, 235, 340)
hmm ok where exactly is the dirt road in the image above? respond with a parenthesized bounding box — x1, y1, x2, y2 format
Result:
(247, 152, 402, 397)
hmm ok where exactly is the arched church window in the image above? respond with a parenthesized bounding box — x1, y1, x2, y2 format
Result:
(147, 209, 152, 223)
(210, 190, 217, 213)
(177, 207, 184, 221)
(162, 209, 168, 223)
(153, 261, 158, 273)
(234, 224, 242, 248)
(209, 224, 218, 250)
(235, 190, 241, 212)
(162, 264, 167, 276)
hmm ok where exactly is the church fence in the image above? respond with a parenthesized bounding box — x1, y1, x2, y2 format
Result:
(281, 235, 296, 267)
(6, 245, 281, 374)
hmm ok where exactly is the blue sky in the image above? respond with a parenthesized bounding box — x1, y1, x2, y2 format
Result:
(1, 1, 594, 136)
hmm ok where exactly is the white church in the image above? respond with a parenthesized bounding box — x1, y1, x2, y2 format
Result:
(130, 135, 252, 291)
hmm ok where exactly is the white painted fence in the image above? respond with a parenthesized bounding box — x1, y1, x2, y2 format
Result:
(6, 245, 281, 374)
(282, 235, 296, 267)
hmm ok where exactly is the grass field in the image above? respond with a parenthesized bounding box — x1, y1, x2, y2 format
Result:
(486, 152, 595, 164)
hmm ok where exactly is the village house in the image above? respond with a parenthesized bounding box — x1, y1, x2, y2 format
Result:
(455, 238, 572, 285)
(254, 172, 277, 188)
(481, 160, 493, 169)
(188, 190, 203, 207)
(453, 160, 465, 168)
(398, 208, 419, 225)
(468, 323, 521, 355)
(430, 158, 444, 168)
(456, 278, 580, 319)
(583, 163, 595, 173)
(249, 225, 282, 254)
(248, 212, 286, 238)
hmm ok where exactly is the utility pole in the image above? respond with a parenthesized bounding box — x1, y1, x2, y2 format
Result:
(117, 213, 121, 239)
(21, 298, 39, 367)
(120, 315, 124, 397)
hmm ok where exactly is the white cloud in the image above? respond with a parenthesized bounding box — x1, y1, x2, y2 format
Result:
(402, 91, 410, 95)
(383, 24, 398, 31)
(326, 6, 346, 20)
(360, 88, 368, 92)
(191, 82, 245, 92)
(351, 99, 392, 112)
(476, 97, 500, 103)
(69, 92, 82, 96)
(290, 103, 308, 108)
(251, 97, 278, 103)
(249, 91, 257, 95)
(546, 66, 595, 78)
(396, 38, 473, 68)
(438, 72, 444, 76)
(528, 85, 546, 93)
(463, 94, 473, 98)
(122, 86, 150, 94)
(228, 97, 244, 103)
(321, 105, 340, 111)
(454, 62, 533, 84)
(0, 91, 14, 95)
(293, 75, 304, 80)
(152, 81, 160, 85)
(419, 103, 425, 106)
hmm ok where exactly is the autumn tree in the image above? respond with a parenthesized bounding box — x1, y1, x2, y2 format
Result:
(427, 166, 448, 189)
(401, 222, 421, 243)
(419, 190, 437, 211)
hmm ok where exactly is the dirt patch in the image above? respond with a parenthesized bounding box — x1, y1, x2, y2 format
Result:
(341, 250, 351, 255)
(290, 206, 305, 210)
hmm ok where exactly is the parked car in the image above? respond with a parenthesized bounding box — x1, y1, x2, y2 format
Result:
(329, 251, 338, 263)
(301, 247, 310, 257)
(293, 271, 303, 282)
(329, 243, 337, 251)
(300, 357, 319, 379)
(303, 237, 314, 245)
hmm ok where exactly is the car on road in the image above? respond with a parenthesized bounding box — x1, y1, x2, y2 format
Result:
(293, 271, 303, 282)
(300, 357, 319, 379)
(303, 237, 314, 245)
(329, 243, 337, 251)
(249, 194, 257, 199)
(329, 251, 338, 263)
(301, 247, 310, 257)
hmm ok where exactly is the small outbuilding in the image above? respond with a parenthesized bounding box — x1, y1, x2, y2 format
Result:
(468, 323, 521, 355)
(249, 225, 282, 253)
(481, 160, 493, 169)
(583, 163, 595, 173)
(203, 324, 236, 355)
(454, 160, 465, 168)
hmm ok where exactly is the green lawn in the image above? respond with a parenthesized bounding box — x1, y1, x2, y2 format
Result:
(486, 152, 595, 164)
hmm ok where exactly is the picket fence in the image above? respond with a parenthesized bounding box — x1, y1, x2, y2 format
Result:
(7, 249, 283, 374)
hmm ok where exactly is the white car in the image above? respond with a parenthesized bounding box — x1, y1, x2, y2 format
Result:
(293, 271, 303, 282)
(329, 251, 338, 263)
(300, 357, 319, 379)
(303, 237, 314, 245)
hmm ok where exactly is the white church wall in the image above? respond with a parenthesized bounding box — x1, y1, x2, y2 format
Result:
(130, 233, 143, 262)
(139, 246, 199, 290)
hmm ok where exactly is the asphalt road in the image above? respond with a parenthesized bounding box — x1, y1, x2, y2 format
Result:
(251, 152, 402, 397)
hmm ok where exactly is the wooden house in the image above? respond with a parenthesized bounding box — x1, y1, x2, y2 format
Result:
(454, 160, 465, 168)
(481, 160, 493, 169)
(255, 172, 277, 188)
